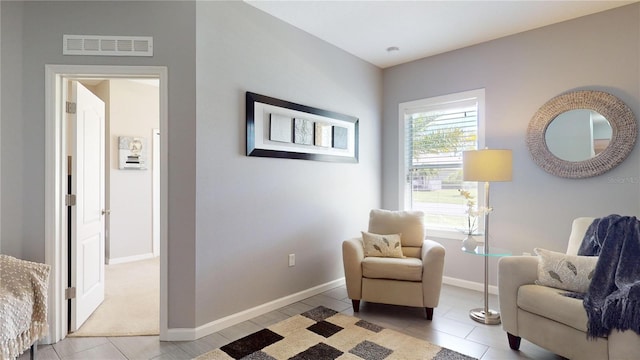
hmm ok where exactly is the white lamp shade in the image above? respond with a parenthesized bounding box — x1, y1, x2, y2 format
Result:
(463, 149, 513, 182)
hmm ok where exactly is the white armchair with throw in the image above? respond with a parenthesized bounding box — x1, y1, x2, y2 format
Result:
(342, 209, 445, 320)
(498, 216, 640, 359)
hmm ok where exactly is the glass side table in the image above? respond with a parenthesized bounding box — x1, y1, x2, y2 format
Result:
(462, 244, 511, 325)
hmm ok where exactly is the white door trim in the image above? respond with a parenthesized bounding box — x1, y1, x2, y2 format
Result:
(44, 64, 169, 342)
(153, 128, 160, 258)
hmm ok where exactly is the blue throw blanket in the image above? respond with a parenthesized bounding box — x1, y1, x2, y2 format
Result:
(578, 215, 640, 338)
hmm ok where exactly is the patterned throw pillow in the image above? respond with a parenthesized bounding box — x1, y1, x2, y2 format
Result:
(361, 232, 404, 258)
(534, 247, 598, 293)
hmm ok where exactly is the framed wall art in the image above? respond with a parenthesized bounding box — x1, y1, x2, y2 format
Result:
(246, 92, 359, 163)
(118, 136, 147, 170)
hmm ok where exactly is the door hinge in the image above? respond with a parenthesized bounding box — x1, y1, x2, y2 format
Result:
(65, 194, 77, 206)
(66, 101, 77, 114)
(65, 287, 76, 300)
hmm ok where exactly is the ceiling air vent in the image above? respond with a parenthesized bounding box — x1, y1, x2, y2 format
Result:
(63, 35, 153, 57)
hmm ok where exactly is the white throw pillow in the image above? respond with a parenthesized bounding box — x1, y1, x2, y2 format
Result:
(361, 231, 404, 258)
(534, 247, 598, 293)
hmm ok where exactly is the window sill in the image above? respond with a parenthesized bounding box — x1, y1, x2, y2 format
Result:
(425, 228, 481, 241)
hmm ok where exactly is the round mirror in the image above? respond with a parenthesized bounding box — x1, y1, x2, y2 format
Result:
(545, 109, 611, 162)
(527, 90, 637, 178)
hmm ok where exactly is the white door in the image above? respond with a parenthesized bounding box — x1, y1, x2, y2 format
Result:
(68, 80, 106, 331)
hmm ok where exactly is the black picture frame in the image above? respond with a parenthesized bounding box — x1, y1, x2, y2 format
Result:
(246, 92, 359, 163)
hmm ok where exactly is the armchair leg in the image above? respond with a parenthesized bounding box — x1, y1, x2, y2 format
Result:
(352, 300, 360, 312)
(425, 307, 433, 320)
(507, 333, 521, 350)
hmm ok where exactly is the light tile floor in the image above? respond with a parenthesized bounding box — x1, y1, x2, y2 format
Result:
(20, 284, 565, 360)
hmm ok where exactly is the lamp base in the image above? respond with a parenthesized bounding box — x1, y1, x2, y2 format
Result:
(469, 308, 501, 325)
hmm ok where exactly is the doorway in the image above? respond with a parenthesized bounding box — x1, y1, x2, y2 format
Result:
(44, 65, 169, 343)
(67, 78, 159, 336)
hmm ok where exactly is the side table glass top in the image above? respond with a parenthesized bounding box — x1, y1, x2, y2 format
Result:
(462, 245, 511, 257)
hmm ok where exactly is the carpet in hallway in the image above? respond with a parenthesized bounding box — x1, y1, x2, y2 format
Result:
(69, 256, 159, 337)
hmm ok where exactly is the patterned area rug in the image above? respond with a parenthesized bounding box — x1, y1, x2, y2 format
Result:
(195, 306, 476, 360)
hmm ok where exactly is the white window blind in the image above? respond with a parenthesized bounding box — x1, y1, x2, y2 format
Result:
(399, 89, 485, 236)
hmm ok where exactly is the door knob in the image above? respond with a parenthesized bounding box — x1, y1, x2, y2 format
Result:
(101, 209, 111, 215)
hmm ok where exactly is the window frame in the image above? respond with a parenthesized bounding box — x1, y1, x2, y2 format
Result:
(398, 89, 486, 240)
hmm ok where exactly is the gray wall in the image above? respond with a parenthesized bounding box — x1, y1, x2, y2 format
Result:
(1, 1, 197, 328)
(1, 1, 24, 257)
(1, 0, 382, 331)
(194, 1, 381, 325)
(382, 4, 640, 286)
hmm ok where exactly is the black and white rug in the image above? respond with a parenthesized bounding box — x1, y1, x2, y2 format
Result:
(195, 306, 476, 360)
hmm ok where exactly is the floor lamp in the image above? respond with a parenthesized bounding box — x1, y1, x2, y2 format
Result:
(463, 149, 512, 325)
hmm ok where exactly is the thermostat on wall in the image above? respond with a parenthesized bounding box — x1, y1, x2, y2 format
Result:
(119, 136, 147, 170)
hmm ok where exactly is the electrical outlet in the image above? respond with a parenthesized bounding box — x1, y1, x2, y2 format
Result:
(288, 254, 295, 267)
(523, 252, 531, 256)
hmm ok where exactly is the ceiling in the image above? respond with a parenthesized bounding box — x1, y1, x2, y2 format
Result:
(245, 1, 636, 68)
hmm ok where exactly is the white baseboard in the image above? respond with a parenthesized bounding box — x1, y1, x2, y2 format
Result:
(443, 276, 498, 295)
(165, 278, 346, 342)
(164, 276, 495, 342)
(107, 252, 155, 265)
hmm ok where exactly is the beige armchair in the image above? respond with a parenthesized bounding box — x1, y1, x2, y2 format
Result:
(498, 217, 640, 359)
(342, 209, 445, 319)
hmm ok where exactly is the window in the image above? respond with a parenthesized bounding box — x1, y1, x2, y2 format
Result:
(399, 89, 485, 237)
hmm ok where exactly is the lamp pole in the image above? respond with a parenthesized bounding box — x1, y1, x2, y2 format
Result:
(469, 180, 501, 324)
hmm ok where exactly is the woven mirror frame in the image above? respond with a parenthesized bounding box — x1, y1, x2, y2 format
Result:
(526, 90, 637, 179)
